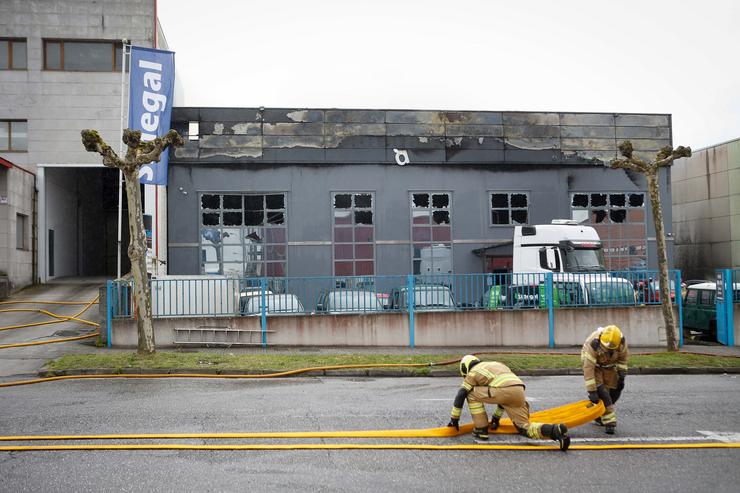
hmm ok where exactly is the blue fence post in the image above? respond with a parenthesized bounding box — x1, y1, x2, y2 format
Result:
(546, 272, 554, 348)
(725, 269, 735, 346)
(260, 277, 267, 347)
(407, 274, 415, 348)
(675, 270, 683, 348)
(105, 280, 113, 349)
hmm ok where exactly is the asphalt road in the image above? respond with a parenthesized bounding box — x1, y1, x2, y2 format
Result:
(1, 374, 739, 492)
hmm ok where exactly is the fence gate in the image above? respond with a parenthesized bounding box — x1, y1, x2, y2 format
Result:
(715, 269, 734, 346)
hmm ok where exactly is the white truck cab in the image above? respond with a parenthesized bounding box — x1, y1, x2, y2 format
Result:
(513, 219, 605, 274)
(509, 220, 634, 307)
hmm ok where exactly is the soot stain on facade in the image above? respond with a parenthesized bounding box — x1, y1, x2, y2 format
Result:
(168, 108, 673, 278)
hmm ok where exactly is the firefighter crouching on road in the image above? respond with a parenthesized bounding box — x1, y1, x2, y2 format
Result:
(447, 355, 570, 451)
(582, 325, 628, 435)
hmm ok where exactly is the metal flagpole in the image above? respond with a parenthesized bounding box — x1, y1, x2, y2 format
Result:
(116, 40, 130, 279)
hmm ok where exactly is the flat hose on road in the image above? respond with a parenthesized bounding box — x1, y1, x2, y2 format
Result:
(0, 401, 604, 440)
(1, 443, 738, 452)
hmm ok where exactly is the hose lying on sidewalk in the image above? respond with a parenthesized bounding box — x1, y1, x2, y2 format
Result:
(0, 297, 100, 349)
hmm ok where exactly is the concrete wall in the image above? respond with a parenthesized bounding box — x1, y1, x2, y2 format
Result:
(44, 167, 78, 278)
(0, 0, 156, 286)
(0, 166, 35, 288)
(672, 138, 740, 278)
(109, 306, 667, 348)
(0, 0, 155, 171)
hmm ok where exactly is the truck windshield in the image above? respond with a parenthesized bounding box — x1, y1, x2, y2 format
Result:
(561, 248, 606, 272)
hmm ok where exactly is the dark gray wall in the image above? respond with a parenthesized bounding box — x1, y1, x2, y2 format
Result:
(168, 108, 674, 275)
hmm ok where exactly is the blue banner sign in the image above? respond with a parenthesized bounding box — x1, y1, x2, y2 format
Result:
(128, 46, 175, 185)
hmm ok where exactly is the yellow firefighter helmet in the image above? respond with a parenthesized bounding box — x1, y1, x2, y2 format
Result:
(599, 325, 623, 350)
(460, 355, 480, 376)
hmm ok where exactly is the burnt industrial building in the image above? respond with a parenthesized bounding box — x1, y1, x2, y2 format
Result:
(166, 108, 673, 278)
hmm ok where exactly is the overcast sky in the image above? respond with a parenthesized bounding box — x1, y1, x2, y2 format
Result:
(158, 0, 739, 149)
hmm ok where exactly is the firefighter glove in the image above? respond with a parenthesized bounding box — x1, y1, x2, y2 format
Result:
(588, 391, 600, 404)
(490, 416, 500, 431)
(447, 418, 460, 431)
(617, 374, 626, 391)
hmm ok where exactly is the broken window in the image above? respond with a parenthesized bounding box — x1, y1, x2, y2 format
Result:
(609, 194, 626, 207)
(629, 194, 644, 207)
(432, 210, 450, 224)
(491, 210, 510, 225)
(590, 194, 607, 207)
(201, 194, 220, 210)
(489, 192, 529, 226)
(334, 194, 352, 209)
(411, 192, 453, 274)
(571, 194, 588, 208)
(610, 209, 627, 223)
(570, 191, 646, 270)
(199, 193, 287, 277)
(222, 211, 242, 226)
(202, 213, 219, 226)
(333, 192, 375, 276)
(491, 194, 508, 208)
(223, 195, 242, 209)
(432, 194, 449, 208)
(355, 211, 373, 225)
(354, 194, 372, 208)
(412, 193, 430, 208)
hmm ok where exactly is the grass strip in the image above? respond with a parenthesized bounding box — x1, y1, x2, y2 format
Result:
(46, 351, 740, 374)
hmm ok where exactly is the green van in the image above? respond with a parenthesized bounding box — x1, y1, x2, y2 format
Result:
(682, 283, 717, 337)
(681, 282, 740, 338)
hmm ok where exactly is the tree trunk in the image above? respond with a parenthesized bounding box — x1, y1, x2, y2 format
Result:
(647, 171, 678, 351)
(122, 169, 156, 354)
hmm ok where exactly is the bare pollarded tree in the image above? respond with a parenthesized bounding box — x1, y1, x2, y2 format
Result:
(81, 128, 183, 354)
(610, 141, 691, 351)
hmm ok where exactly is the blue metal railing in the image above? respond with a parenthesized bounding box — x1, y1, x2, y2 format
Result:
(109, 270, 679, 319)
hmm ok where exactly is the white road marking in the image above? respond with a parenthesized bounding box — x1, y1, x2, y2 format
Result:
(697, 431, 740, 443)
(467, 434, 740, 445)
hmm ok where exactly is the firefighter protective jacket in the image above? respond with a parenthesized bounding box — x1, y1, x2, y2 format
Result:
(581, 328, 629, 392)
(451, 361, 523, 419)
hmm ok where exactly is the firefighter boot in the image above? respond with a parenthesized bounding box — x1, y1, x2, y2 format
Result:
(601, 411, 617, 435)
(542, 424, 570, 451)
(472, 427, 489, 441)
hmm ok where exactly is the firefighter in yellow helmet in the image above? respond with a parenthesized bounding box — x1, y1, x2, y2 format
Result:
(446, 355, 570, 450)
(581, 325, 629, 434)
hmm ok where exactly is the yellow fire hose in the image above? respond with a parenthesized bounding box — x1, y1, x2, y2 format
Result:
(0, 401, 604, 441)
(1, 443, 738, 452)
(0, 297, 100, 349)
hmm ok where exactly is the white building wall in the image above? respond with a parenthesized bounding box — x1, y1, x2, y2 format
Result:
(0, 0, 157, 286)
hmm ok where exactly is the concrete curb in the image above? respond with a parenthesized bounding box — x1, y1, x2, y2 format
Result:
(37, 366, 740, 378)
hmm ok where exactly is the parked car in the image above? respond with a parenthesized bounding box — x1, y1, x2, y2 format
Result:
(635, 278, 676, 303)
(387, 284, 456, 311)
(682, 282, 740, 338)
(316, 289, 383, 314)
(241, 294, 304, 315)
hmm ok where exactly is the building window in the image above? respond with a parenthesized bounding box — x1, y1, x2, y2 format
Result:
(332, 193, 374, 276)
(489, 192, 529, 225)
(16, 213, 28, 250)
(43, 40, 124, 71)
(0, 38, 27, 70)
(199, 193, 287, 277)
(0, 120, 27, 151)
(411, 192, 452, 274)
(570, 192, 647, 270)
